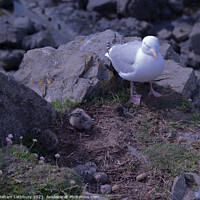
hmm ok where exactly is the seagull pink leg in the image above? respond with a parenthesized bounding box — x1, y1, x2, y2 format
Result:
(130, 81, 141, 105)
(148, 81, 162, 97)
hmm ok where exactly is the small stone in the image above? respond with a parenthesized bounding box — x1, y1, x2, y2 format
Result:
(172, 173, 186, 200)
(173, 24, 191, 42)
(100, 184, 112, 195)
(94, 172, 109, 184)
(112, 184, 119, 192)
(177, 136, 186, 143)
(136, 172, 148, 181)
(157, 29, 172, 40)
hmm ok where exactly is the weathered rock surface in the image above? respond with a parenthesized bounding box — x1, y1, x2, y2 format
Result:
(87, 0, 116, 18)
(22, 31, 56, 50)
(0, 49, 25, 70)
(172, 173, 187, 200)
(172, 24, 191, 42)
(172, 173, 200, 200)
(14, 30, 122, 102)
(0, 72, 57, 146)
(190, 22, 200, 55)
(14, 30, 198, 102)
(155, 60, 197, 99)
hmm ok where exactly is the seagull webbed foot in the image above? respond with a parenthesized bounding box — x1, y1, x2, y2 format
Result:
(130, 94, 142, 105)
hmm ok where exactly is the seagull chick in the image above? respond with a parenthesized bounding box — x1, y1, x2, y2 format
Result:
(69, 108, 92, 131)
(106, 36, 165, 105)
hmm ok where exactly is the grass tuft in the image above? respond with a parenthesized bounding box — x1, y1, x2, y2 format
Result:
(145, 142, 199, 177)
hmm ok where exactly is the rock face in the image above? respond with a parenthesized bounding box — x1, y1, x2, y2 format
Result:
(190, 22, 200, 55)
(0, 72, 57, 146)
(14, 30, 197, 103)
(156, 60, 197, 99)
(14, 30, 122, 102)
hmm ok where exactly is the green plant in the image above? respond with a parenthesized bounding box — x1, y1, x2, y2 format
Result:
(0, 145, 83, 197)
(51, 97, 86, 112)
(145, 142, 199, 176)
(136, 118, 159, 143)
(91, 87, 130, 106)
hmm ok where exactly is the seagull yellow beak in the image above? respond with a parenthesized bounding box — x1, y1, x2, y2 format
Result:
(152, 51, 157, 60)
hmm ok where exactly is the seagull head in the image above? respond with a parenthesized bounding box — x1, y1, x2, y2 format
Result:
(141, 36, 159, 60)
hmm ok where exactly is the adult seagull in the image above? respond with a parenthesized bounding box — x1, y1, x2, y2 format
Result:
(105, 36, 165, 105)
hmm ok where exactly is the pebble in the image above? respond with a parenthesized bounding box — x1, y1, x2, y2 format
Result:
(136, 172, 148, 181)
(112, 184, 119, 192)
(94, 172, 109, 184)
(100, 184, 112, 195)
(177, 136, 186, 143)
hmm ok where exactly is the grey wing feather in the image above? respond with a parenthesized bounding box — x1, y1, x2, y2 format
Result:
(109, 41, 141, 73)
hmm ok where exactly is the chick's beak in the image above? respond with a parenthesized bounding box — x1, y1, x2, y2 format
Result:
(152, 50, 157, 60)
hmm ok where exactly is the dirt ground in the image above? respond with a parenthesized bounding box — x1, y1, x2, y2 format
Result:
(46, 84, 200, 200)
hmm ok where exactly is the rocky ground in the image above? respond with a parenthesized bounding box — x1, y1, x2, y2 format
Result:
(41, 86, 200, 200)
(1, 0, 200, 199)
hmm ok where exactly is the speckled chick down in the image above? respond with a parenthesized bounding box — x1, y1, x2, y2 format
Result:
(69, 108, 92, 131)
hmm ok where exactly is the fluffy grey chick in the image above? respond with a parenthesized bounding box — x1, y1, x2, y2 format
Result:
(30, 128, 58, 151)
(69, 108, 92, 131)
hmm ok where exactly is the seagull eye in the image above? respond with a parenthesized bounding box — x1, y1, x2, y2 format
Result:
(145, 43, 150, 49)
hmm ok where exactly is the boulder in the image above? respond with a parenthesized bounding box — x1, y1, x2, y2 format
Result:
(172, 24, 191, 42)
(13, 16, 35, 34)
(0, 72, 57, 146)
(117, 0, 160, 20)
(0, 19, 27, 48)
(168, 0, 183, 14)
(22, 31, 56, 50)
(14, 30, 123, 102)
(87, 0, 116, 18)
(157, 29, 172, 40)
(159, 43, 182, 64)
(0, 49, 25, 70)
(190, 22, 200, 55)
(155, 60, 197, 99)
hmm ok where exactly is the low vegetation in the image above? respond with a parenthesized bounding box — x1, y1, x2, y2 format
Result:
(0, 144, 83, 198)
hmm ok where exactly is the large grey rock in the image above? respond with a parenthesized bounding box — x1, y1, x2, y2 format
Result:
(159, 43, 183, 65)
(0, 72, 57, 146)
(14, 30, 123, 102)
(117, 0, 160, 20)
(168, 0, 183, 14)
(87, 0, 116, 18)
(0, 19, 27, 47)
(13, 16, 35, 34)
(172, 24, 191, 42)
(0, 49, 25, 70)
(22, 31, 56, 50)
(190, 22, 200, 55)
(155, 60, 197, 99)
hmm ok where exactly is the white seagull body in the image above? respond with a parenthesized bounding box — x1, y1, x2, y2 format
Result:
(105, 36, 165, 104)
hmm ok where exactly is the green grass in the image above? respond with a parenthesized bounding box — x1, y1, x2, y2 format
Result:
(91, 87, 130, 106)
(136, 118, 159, 143)
(0, 145, 83, 197)
(145, 142, 199, 177)
(51, 97, 86, 112)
